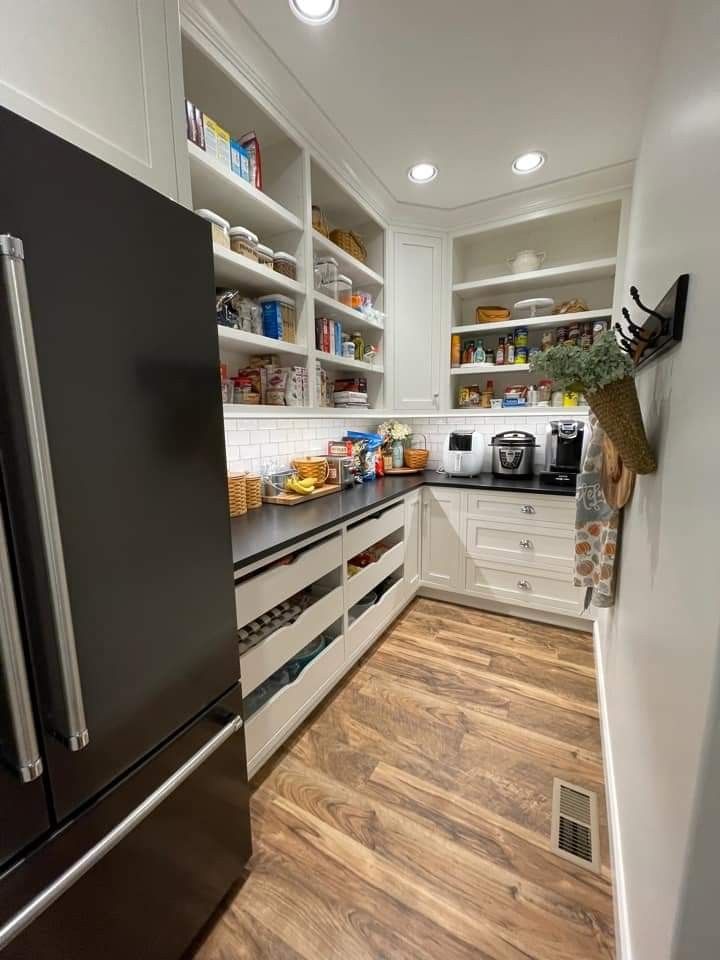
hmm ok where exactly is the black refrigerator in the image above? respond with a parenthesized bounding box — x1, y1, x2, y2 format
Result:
(0, 107, 251, 957)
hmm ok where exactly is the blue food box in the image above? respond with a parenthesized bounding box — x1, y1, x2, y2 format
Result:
(230, 139, 251, 182)
(261, 299, 284, 340)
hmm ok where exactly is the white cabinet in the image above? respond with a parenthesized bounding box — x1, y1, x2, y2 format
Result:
(393, 232, 443, 410)
(404, 490, 422, 592)
(421, 487, 462, 590)
(0, 0, 187, 200)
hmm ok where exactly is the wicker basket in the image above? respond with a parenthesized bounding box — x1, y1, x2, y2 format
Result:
(292, 456, 329, 485)
(587, 377, 656, 474)
(245, 474, 262, 509)
(312, 204, 330, 237)
(404, 435, 429, 470)
(329, 229, 367, 264)
(227, 473, 247, 517)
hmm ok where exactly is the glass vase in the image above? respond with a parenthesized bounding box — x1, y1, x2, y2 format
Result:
(391, 439, 405, 468)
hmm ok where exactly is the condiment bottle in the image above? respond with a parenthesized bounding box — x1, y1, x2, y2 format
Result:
(351, 332, 365, 360)
(506, 333, 515, 365)
(451, 334, 461, 367)
(474, 338, 486, 363)
(495, 337, 505, 365)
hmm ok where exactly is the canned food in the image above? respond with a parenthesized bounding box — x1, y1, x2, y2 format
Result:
(515, 326, 529, 347)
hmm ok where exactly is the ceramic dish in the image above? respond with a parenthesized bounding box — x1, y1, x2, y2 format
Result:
(513, 297, 554, 318)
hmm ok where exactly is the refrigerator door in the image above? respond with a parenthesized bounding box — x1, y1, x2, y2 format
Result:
(0, 106, 240, 820)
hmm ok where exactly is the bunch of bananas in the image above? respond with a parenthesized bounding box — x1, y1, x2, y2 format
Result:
(286, 475, 316, 496)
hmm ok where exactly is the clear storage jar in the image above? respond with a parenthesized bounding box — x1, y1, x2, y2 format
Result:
(258, 295, 296, 343)
(314, 256, 338, 299)
(273, 251, 297, 280)
(195, 209, 230, 248)
(256, 243, 274, 269)
(337, 273, 352, 306)
(229, 226, 259, 261)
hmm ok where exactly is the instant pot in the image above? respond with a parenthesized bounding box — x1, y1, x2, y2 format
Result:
(490, 430, 537, 477)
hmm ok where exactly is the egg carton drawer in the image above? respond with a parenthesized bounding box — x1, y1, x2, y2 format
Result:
(463, 490, 574, 529)
(465, 518, 573, 574)
(465, 558, 584, 617)
(346, 541, 405, 609)
(347, 578, 406, 659)
(345, 502, 405, 560)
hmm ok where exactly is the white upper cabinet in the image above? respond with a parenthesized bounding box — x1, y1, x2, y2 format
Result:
(393, 232, 443, 410)
(0, 0, 186, 200)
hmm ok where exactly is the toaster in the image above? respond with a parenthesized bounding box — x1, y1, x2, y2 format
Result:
(442, 431, 485, 477)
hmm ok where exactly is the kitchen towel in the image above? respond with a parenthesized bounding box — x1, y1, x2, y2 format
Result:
(574, 414, 620, 608)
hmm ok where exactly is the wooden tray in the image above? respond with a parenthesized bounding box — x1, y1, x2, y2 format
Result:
(262, 483, 341, 506)
(383, 467, 425, 475)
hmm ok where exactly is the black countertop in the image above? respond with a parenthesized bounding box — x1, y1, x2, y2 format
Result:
(230, 471, 575, 572)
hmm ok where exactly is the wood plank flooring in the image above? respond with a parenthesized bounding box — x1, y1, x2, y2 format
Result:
(194, 598, 614, 960)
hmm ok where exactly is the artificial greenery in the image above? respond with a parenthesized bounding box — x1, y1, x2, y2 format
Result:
(530, 331, 635, 394)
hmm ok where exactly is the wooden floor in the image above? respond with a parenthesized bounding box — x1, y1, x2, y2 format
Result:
(194, 598, 615, 960)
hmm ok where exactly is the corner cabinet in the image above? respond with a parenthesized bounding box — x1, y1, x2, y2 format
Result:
(393, 232, 443, 410)
(0, 0, 187, 201)
(421, 487, 462, 590)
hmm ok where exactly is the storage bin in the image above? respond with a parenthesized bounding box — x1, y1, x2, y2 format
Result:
(195, 208, 230, 248)
(337, 274, 352, 306)
(273, 251, 297, 280)
(314, 256, 338, 299)
(258, 295, 296, 342)
(256, 243, 274, 269)
(227, 473, 247, 517)
(229, 226, 259, 261)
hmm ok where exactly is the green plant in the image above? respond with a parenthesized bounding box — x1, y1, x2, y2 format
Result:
(530, 332, 634, 394)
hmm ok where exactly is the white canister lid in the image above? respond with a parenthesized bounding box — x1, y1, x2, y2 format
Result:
(257, 295, 296, 307)
(273, 251, 297, 264)
(314, 256, 338, 266)
(229, 226, 259, 244)
(337, 274, 352, 284)
(257, 243, 274, 257)
(195, 208, 230, 230)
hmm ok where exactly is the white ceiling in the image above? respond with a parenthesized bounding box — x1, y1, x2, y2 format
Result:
(233, 0, 668, 210)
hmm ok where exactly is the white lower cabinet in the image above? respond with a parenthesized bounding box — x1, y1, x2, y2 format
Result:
(421, 487, 462, 590)
(347, 578, 406, 660)
(465, 559, 584, 617)
(404, 490, 422, 594)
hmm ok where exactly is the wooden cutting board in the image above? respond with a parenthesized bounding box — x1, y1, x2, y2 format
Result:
(262, 483, 342, 506)
(601, 436, 635, 508)
(383, 467, 424, 475)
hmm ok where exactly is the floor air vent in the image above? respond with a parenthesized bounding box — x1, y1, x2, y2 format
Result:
(550, 779, 600, 873)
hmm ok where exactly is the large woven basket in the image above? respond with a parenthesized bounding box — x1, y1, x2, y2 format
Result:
(404, 435, 429, 470)
(292, 456, 329, 485)
(587, 377, 656, 474)
(312, 204, 330, 237)
(245, 474, 262, 509)
(228, 473, 248, 517)
(329, 229, 367, 264)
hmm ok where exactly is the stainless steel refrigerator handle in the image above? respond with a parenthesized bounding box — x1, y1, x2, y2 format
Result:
(0, 713, 243, 950)
(0, 235, 89, 751)
(0, 506, 44, 783)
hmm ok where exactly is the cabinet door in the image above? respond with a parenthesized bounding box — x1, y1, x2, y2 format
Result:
(421, 487, 462, 590)
(393, 232, 443, 410)
(0, 0, 185, 200)
(404, 490, 422, 592)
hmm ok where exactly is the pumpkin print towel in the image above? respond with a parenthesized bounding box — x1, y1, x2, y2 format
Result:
(575, 414, 619, 608)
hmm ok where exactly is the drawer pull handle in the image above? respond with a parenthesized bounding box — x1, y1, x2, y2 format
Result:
(521, 505, 535, 514)
(519, 538, 533, 550)
(517, 579, 531, 590)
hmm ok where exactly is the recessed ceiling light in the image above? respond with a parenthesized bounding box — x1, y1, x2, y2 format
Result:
(512, 151, 546, 175)
(289, 0, 338, 25)
(408, 162, 438, 184)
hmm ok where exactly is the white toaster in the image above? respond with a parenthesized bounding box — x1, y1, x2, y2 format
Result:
(442, 431, 485, 477)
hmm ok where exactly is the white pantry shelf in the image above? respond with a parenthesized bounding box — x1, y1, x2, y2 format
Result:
(223, 406, 387, 419)
(217, 326, 308, 359)
(452, 258, 617, 300)
(188, 142, 303, 237)
(451, 307, 613, 336)
(313, 291, 384, 334)
(311, 230, 384, 287)
(314, 349, 384, 374)
(213, 245, 304, 296)
(451, 405, 590, 416)
(451, 363, 531, 375)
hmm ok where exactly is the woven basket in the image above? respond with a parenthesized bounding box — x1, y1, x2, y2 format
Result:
(228, 473, 247, 517)
(292, 456, 329, 485)
(587, 377, 656, 474)
(312, 205, 330, 237)
(404, 435, 429, 470)
(329, 229, 367, 264)
(245, 474, 262, 509)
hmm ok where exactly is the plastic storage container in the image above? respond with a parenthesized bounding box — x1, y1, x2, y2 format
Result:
(273, 251, 297, 280)
(229, 226, 259, 261)
(337, 273, 352, 306)
(314, 256, 338, 299)
(256, 243, 274, 269)
(195, 209, 230, 248)
(258, 295, 296, 342)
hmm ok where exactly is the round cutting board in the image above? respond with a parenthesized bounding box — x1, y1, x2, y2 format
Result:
(601, 435, 635, 508)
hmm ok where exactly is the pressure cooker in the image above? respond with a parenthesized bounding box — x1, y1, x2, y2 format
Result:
(490, 431, 537, 477)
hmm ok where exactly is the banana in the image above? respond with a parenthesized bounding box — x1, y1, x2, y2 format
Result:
(288, 477, 315, 495)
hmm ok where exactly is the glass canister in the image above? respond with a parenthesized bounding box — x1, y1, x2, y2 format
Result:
(337, 273, 352, 306)
(351, 331, 365, 360)
(195, 209, 230, 248)
(273, 251, 297, 280)
(229, 226, 259, 260)
(314, 256, 338, 299)
(256, 243, 274, 269)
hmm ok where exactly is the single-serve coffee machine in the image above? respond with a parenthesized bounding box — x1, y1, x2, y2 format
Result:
(540, 420, 588, 486)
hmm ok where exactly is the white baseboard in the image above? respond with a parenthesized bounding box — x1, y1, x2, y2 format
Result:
(593, 621, 632, 960)
(418, 583, 589, 632)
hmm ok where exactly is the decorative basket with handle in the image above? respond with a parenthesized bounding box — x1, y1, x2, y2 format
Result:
(329, 229, 367, 264)
(292, 456, 330, 485)
(404, 435, 429, 470)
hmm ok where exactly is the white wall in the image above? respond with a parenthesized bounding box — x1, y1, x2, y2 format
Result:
(597, 1, 720, 956)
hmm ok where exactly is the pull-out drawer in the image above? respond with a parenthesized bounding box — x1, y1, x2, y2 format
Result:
(244, 636, 345, 770)
(464, 490, 574, 528)
(345, 502, 405, 559)
(240, 586, 343, 696)
(346, 541, 405, 608)
(347, 577, 405, 659)
(465, 519, 573, 574)
(235, 534, 342, 629)
(465, 559, 584, 616)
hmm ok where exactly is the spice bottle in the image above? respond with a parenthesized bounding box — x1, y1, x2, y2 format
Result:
(495, 337, 505, 365)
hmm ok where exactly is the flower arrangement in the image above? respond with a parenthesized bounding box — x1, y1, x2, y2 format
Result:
(377, 420, 411, 447)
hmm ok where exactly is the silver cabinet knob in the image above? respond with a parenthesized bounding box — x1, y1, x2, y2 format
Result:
(517, 579, 531, 590)
(519, 538, 533, 550)
(521, 504, 535, 514)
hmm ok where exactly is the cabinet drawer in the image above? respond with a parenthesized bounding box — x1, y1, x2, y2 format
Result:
(464, 490, 574, 528)
(347, 578, 406, 659)
(240, 586, 343, 696)
(244, 636, 345, 767)
(346, 541, 405, 608)
(235, 535, 342, 629)
(465, 559, 584, 616)
(346, 502, 405, 559)
(465, 519, 573, 574)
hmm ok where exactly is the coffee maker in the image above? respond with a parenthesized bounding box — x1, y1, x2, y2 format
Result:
(540, 420, 588, 486)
